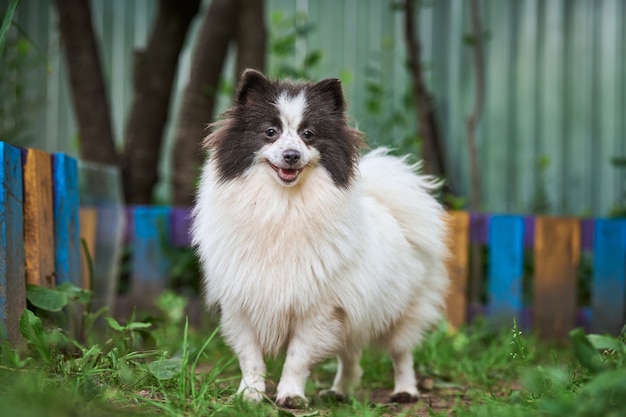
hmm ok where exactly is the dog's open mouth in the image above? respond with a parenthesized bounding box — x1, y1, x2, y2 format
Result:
(268, 162, 302, 183)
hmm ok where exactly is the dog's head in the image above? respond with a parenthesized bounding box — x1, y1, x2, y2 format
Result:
(205, 70, 365, 188)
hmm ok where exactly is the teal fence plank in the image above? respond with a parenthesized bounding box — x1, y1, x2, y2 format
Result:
(487, 215, 525, 327)
(52, 153, 81, 286)
(0, 142, 26, 343)
(591, 219, 626, 334)
(131, 206, 171, 296)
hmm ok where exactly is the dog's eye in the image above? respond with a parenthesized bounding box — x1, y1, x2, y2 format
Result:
(302, 130, 314, 141)
(264, 128, 278, 139)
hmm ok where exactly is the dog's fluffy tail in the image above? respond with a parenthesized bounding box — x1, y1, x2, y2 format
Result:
(359, 148, 448, 270)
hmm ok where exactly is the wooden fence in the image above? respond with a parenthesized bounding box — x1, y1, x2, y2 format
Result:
(1, 142, 85, 343)
(2, 141, 626, 344)
(122, 207, 626, 339)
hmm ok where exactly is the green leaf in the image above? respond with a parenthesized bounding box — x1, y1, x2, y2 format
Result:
(339, 69, 354, 86)
(587, 334, 626, 354)
(107, 348, 119, 368)
(105, 317, 151, 333)
(56, 282, 93, 304)
(303, 50, 322, 67)
(147, 357, 183, 380)
(19, 309, 51, 363)
(366, 99, 381, 114)
(611, 156, 626, 167)
(270, 10, 284, 26)
(105, 317, 125, 332)
(570, 328, 608, 374)
(19, 309, 42, 344)
(125, 321, 152, 331)
(26, 284, 68, 312)
(521, 366, 569, 396)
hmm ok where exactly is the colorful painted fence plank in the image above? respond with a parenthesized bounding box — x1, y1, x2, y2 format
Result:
(0, 143, 26, 344)
(534, 217, 580, 339)
(487, 215, 525, 328)
(130, 206, 172, 299)
(445, 210, 470, 330)
(22, 148, 55, 288)
(591, 219, 626, 335)
(52, 153, 81, 287)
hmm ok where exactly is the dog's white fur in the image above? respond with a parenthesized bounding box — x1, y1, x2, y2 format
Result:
(192, 83, 449, 406)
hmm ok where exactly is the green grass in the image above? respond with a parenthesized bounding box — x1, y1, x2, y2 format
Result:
(2, 289, 625, 416)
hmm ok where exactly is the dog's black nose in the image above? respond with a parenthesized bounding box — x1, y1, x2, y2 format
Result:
(282, 149, 301, 165)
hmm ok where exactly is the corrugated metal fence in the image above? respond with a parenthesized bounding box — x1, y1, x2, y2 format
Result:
(1, 0, 624, 216)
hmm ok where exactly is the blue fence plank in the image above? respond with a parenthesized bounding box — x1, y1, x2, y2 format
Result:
(487, 215, 525, 328)
(0, 142, 26, 343)
(52, 153, 81, 286)
(131, 206, 171, 297)
(591, 219, 626, 334)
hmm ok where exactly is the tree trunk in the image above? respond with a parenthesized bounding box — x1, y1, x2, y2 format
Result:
(234, 0, 267, 86)
(171, 0, 238, 206)
(121, 0, 200, 204)
(403, 0, 448, 182)
(53, 0, 118, 166)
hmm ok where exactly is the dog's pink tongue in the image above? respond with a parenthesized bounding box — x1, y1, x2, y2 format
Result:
(279, 168, 298, 181)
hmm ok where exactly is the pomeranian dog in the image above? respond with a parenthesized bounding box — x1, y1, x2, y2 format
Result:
(191, 69, 449, 408)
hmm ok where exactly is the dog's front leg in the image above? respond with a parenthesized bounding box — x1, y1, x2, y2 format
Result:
(235, 343, 266, 402)
(275, 309, 345, 408)
(222, 314, 267, 402)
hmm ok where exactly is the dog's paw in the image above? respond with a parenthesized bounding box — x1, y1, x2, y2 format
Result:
(390, 391, 419, 404)
(276, 395, 308, 409)
(319, 389, 347, 403)
(239, 388, 264, 403)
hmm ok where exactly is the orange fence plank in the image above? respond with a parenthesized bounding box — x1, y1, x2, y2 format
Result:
(79, 207, 98, 290)
(445, 210, 470, 330)
(533, 216, 580, 339)
(23, 148, 55, 288)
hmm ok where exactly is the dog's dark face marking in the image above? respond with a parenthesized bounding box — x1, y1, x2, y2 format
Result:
(206, 69, 365, 187)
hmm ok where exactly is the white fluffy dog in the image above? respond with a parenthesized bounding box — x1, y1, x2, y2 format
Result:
(191, 70, 449, 408)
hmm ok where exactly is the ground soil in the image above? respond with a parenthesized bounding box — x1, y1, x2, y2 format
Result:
(366, 385, 471, 416)
(271, 378, 473, 416)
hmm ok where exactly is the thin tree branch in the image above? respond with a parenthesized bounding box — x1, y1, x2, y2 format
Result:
(466, 0, 484, 212)
(404, 0, 448, 183)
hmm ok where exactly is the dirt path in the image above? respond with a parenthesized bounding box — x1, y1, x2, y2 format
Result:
(276, 382, 472, 416)
(366, 385, 471, 416)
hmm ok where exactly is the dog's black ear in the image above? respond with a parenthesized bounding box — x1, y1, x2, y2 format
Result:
(310, 78, 345, 112)
(237, 69, 271, 106)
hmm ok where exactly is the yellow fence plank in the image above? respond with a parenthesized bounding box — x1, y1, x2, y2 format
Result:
(533, 216, 580, 339)
(445, 210, 470, 330)
(23, 148, 55, 287)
